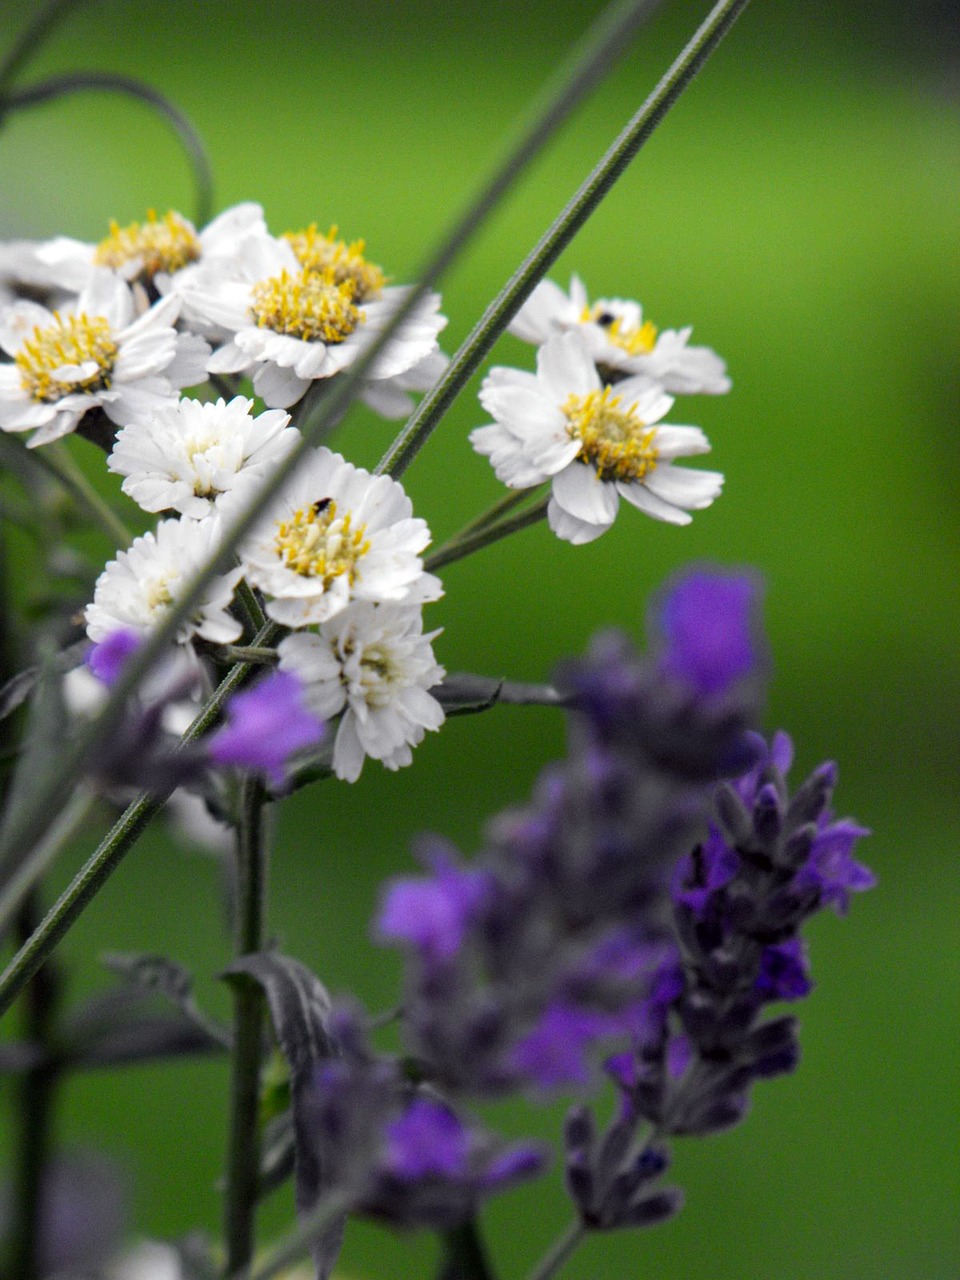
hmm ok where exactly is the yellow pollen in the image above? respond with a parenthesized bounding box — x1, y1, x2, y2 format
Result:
(563, 387, 659, 483)
(250, 268, 363, 343)
(284, 223, 386, 302)
(16, 312, 118, 403)
(274, 500, 371, 587)
(582, 303, 658, 356)
(93, 209, 200, 280)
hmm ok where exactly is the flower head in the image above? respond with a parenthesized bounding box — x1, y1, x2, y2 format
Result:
(471, 331, 723, 543)
(233, 446, 440, 629)
(0, 270, 208, 447)
(180, 230, 446, 409)
(84, 516, 242, 647)
(510, 275, 730, 394)
(278, 600, 444, 781)
(108, 394, 298, 519)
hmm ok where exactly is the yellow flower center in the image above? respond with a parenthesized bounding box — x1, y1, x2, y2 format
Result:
(582, 303, 658, 356)
(250, 268, 362, 343)
(563, 387, 659, 483)
(16, 312, 118, 403)
(274, 499, 371, 587)
(94, 209, 200, 280)
(284, 224, 386, 302)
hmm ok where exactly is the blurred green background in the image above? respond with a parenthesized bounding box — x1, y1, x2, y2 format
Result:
(1, 0, 958, 1276)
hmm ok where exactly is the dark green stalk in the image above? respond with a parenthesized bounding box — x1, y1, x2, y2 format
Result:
(378, 0, 753, 481)
(3, 72, 213, 224)
(438, 1220, 496, 1280)
(30, 442, 132, 549)
(424, 495, 550, 573)
(8, 894, 61, 1280)
(0, 0, 88, 100)
(223, 776, 270, 1273)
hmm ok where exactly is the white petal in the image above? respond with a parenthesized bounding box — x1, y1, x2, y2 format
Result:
(643, 464, 724, 508)
(550, 462, 619, 525)
(547, 496, 610, 544)
(617, 481, 693, 525)
(536, 331, 599, 402)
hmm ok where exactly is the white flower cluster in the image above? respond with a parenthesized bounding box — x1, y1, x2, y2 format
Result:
(0, 204, 449, 780)
(471, 274, 729, 543)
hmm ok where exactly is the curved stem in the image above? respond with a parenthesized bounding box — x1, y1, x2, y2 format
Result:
(425, 495, 549, 573)
(223, 776, 270, 1273)
(4, 71, 213, 224)
(0, 630, 271, 1021)
(34, 442, 132, 549)
(377, 0, 753, 482)
(524, 1219, 586, 1280)
(0, 0, 88, 99)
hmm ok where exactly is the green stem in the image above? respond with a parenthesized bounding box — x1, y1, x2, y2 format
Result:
(27, 441, 132, 549)
(237, 1190, 353, 1280)
(3, 72, 213, 225)
(8, 894, 62, 1280)
(447, 487, 543, 542)
(219, 645, 278, 666)
(0, 630, 271, 1022)
(438, 1220, 495, 1280)
(223, 776, 270, 1274)
(425, 495, 550, 573)
(0, 0, 88, 100)
(377, 0, 753, 482)
(234, 579, 268, 635)
(524, 1220, 586, 1280)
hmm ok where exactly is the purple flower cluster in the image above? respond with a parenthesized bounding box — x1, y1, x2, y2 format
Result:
(374, 568, 767, 1098)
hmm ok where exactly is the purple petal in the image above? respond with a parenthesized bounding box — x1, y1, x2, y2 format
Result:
(384, 1098, 470, 1180)
(86, 629, 142, 685)
(208, 670, 324, 787)
(655, 567, 764, 696)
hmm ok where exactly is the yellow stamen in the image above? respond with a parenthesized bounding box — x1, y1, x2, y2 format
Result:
(94, 209, 200, 280)
(16, 312, 118, 403)
(274, 500, 371, 587)
(563, 387, 659, 483)
(250, 268, 363, 343)
(283, 224, 386, 302)
(581, 303, 658, 356)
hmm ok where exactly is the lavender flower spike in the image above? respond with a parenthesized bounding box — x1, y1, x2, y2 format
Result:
(85, 628, 142, 686)
(654, 565, 765, 697)
(208, 669, 324, 788)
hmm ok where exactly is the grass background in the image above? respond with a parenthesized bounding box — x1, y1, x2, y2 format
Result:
(1, 0, 958, 1276)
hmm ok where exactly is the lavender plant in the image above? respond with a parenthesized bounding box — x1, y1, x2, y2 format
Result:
(0, 2, 875, 1279)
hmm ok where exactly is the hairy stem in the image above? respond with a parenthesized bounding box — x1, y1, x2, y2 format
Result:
(223, 777, 270, 1273)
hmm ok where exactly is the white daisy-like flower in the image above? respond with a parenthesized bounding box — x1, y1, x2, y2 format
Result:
(0, 269, 209, 447)
(359, 347, 449, 420)
(0, 239, 67, 307)
(85, 516, 243, 646)
(510, 275, 730, 395)
(227, 445, 441, 628)
(108, 394, 298, 519)
(278, 601, 444, 782)
(180, 228, 446, 409)
(36, 202, 268, 295)
(470, 331, 724, 544)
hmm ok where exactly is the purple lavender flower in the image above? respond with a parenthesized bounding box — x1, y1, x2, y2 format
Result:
(510, 1003, 614, 1089)
(384, 1098, 471, 1179)
(756, 938, 813, 1001)
(85, 627, 142, 685)
(655, 567, 763, 696)
(375, 843, 491, 963)
(794, 817, 875, 914)
(208, 669, 324, 787)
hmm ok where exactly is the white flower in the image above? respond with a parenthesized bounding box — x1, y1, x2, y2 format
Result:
(359, 347, 449, 420)
(180, 228, 446, 409)
(0, 270, 209, 447)
(228, 445, 441, 628)
(85, 516, 243, 646)
(278, 602, 444, 782)
(0, 239, 67, 307)
(108, 394, 298, 519)
(36, 202, 268, 295)
(510, 275, 730, 395)
(470, 331, 724, 544)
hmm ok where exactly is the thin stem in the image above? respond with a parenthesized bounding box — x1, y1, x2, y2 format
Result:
(0, 0, 88, 99)
(234, 579, 268, 635)
(524, 1219, 586, 1280)
(438, 1220, 495, 1280)
(223, 776, 270, 1274)
(4, 72, 213, 224)
(425, 495, 550, 573)
(0, 630, 271, 1021)
(8, 894, 62, 1280)
(378, 0, 753, 481)
(447, 487, 543, 542)
(219, 645, 278, 666)
(30, 442, 132, 549)
(0, 785, 97, 938)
